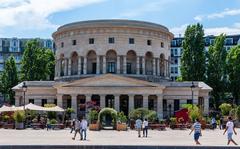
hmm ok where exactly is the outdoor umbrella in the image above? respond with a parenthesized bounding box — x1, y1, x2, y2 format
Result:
(44, 106, 65, 112)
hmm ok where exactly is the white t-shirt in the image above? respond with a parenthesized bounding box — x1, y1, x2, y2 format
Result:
(143, 120, 148, 128)
(81, 119, 88, 130)
(226, 121, 234, 134)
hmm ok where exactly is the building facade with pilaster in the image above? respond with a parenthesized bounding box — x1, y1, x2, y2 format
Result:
(13, 20, 212, 119)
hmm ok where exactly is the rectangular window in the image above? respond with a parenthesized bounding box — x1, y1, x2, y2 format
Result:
(89, 38, 94, 44)
(147, 40, 151, 46)
(171, 49, 174, 57)
(54, 99, 57, 105)
(174, 99, 180, 112)
(72, 40, 76, 45)
(161, 42, 164, 48)
(29, 99, 34, 104)
(107, 62, 116, 73)
(171, 67, 174, 73)
(187, 99, 193, 104)
(174, 67, 178, 74)
(41, 99, 47, 107)
(108, 37, 115, 44)
(174, 58, 178, 64)
(127, 62, 131, 74)
(129, 38, 134, 44)
(174, 49, 178, 56)
(61, 42, 64, 48)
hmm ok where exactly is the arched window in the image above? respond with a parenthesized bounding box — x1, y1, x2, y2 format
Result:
(87, 50, 97, 74)
(71, 52, 78, 75)
(106, 50, 117, 73)
(126, 50, 137, 74)
(60, 54, 65, 76)
(145, 52, 153, 75)
(160, 53, 165, 76)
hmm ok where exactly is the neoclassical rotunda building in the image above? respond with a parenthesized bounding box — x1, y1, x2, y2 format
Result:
(13, 20, 212, 119)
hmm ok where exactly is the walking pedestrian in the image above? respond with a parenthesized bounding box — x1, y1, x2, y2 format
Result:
(223, 116, 238, 145)
(80, 117, 88, 140)
(189, 118, 202, 145)
(135, 117, 142, 138)
(70, 118, 75, 133)
(143, 118, 148, 137)
(220, 116, 224, 130)
(72, 118, 81, 140)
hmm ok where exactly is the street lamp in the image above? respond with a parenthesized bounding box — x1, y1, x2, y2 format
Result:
(190, 81, 195, 108)
(22, 82, 27, 128)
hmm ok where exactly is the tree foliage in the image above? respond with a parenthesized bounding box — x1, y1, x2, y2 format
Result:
(206, 34, 227, 108)
(180, 23, 206, 81)
(0, 55, 18, 104)
(20, 39, 55, 81)
(219, 103, 232, 116)
(226, 45, 240, 104)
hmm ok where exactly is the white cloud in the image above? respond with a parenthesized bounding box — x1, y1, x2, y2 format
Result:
(194, 15, 203, 22)
(170, 23, 240, 36)
(194, 8, 240, 21)
(0, 0, 106, 30)
(119, 0, 175, 18)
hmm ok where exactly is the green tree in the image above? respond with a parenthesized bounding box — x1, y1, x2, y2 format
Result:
(206, 34, 227, 108)
(227, 45, 240, 104)
(1, 55, 19, 104)
(180, 23, 206, 81)
(20, 39, 55, 81)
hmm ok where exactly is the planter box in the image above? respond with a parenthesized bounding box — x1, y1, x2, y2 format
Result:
(117, 123, 127, 131)
(15, 122, 24, 129)
(3, 123, 14, 129)
(89, 123, 99, 131)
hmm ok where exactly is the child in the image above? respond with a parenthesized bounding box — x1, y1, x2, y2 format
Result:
(223, 116, 238, 145)
(189, 118, 202, 145)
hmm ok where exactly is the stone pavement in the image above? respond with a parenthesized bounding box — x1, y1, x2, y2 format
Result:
(0, 128, 240, 147)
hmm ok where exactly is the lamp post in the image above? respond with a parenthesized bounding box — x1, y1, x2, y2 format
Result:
(22, 82, 27, 128)
(190, 81, 195, 108)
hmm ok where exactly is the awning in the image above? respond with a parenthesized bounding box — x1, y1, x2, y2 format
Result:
(44, 106, 65, 112)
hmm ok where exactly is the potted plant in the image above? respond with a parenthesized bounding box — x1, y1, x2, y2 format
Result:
(88, 110, 99, 130)
(116, 112, 128, 131)
(13, 111, 25, 129)
(169, 117, 177, 129)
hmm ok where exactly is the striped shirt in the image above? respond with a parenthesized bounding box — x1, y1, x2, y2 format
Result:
(193, 122, 201, 133)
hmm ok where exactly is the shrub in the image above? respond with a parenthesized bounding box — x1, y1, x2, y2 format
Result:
(170, 117, 177, 124)
(219, 103, 232, 116)
(145, 110, 157, 122)
(129, 108, 149, 120)
(3, 115, 10, 122)
(49, 119, 57, 124)
(88, 110, 99, 123)
(182, 104, 201, 122)
(117, 112, 127, 123)
(236, 106, 240, 120)
(13, 111, 25, 123)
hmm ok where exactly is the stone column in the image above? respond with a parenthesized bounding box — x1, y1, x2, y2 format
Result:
(78, 57, 82, 75)
(204, 96, 209, 115)
(71, 94, 77, 119)
(83, 57, 87, 74)
(156, 58, 160, 76)
(85, 94, 91, 117)
(103, 56, 106, 74)
(136, 56, 140, 75)
(114, 94, 120, 112)
(100, 95, 105, 109)
(57, 94, 63, 108)
(157, 95, 163, 119)
(15, 96, 20, 106)
(55, 60, 58, 77)
(142, 56, 145, 75)
(117, 56, 121, 74)
(64, 59, 68, 76)
(68, 59, 72, 76)
(96, 56, 100, 74)
(128, 95, 134, 114)
(153, 58, 156, 75)
(143, 95, 148, 109)
(123, 56, 127, 74)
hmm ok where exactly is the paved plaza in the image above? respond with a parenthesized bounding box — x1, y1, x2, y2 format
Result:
(0, 128, 240, 146)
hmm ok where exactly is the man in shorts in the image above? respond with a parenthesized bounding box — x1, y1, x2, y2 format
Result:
(223, 116, 238, 145)
(189, 118, 202, 145)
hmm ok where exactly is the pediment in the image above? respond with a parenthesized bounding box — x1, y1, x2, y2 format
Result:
(56, 74, 164, 88)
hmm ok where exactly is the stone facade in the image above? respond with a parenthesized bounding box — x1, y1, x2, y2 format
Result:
(13, 20, 212, 119)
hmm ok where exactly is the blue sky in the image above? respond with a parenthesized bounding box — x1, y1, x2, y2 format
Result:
(0, 0, 239, 38)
